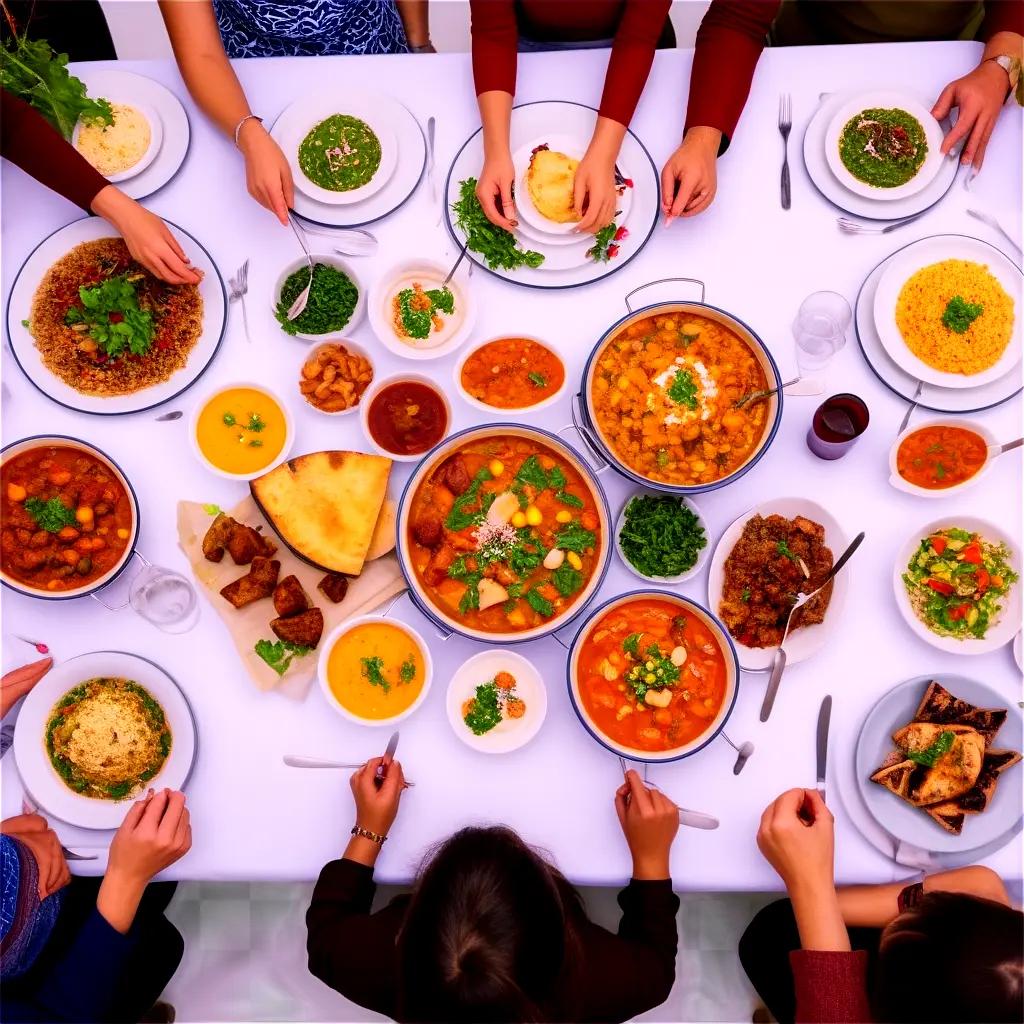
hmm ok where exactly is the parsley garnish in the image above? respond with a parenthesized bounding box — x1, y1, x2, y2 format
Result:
(222, 413, 236, 426)
(776, 539, 798, 562)
(623, 633, 642, 658)
(667, 369, 698, 409)
(63, 274, 155, 360)
(554, 521, 596, 554)
(203, 503, 223, 516)
(24, 497, 76, 533)
(586, 221, 618, 263)
(444, 468, 492, 531)
(247, 412, 266, 433)
(463, 681, 503, 735)
(525, 588, 554, 617)
(254, 638, 310, 676)
(906, 730, 956, 767)
(528, 372, 547, 388)
(361, 656, 390, 694)
(452, 178, 544, 271)
(941, 295, 984, 334)
(552, 563, 583, 596)
(399, 657, 416, 684)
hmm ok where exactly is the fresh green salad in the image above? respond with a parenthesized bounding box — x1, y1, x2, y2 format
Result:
(275, 263, 358, 336)
(618, 494, 706, 579)
(902, 527, 1017, 640)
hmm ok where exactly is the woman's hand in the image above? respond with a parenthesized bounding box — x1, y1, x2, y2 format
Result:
(350, 756, 407, 836)
(476, 148, 517, 230)
(573, 148, 618, 235)
(932, 60, 1012, 171)
(237, 119, 294, 225)
(757, 788, 834, 893)
(661, 127, 721, 225)
(614, 769, 679, 880)
(1, 657, 52, 718)
(2, 813, 70, 900)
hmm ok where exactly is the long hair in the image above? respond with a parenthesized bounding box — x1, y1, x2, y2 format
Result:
(395, 826, 582, 1023)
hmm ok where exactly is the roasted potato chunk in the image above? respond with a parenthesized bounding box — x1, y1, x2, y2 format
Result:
(271, 607, 324, 648)
(202, 513, 236, 563)
(220, 556, 280, 608)
(227, 524, 277, 565)
(273, 574, 309, 617)
(317, 572, 350, 604)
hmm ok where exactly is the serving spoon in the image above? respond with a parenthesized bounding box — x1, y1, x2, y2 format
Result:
(285, 212, 316, 321)
(734, 376, 824, 409)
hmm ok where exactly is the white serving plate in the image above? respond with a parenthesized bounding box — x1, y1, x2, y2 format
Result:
(893, 514, 1021, 655)
(872, 234, 1022, 389)
(6, 217, 225, 415)
(272, 253, 366, 341)
(888, 417, 999, 498)
(453, 334, 567, 414)
(72, 99, 163, 184)
(14, 651, 197, 830)
(446, 650, 547, 754)
(707, 497, 851, 672)
(824, 91, 945, 201)
(615, 491, 709, 585)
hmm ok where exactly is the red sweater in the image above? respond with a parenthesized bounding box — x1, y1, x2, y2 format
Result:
(470, 0, 672, 127)
(685, 0, 1024, 149)
(791, 949, 873, 1023)
(1, 88, 108, 209)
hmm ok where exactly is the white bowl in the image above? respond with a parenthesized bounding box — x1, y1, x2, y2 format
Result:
(317, 615, 433, 726)
(189, 380, 295, 481)
(893, 514, 1022, 655)
(367, 258, 476, 361)
(615, 491, 709, 584)
(888, 418, 999, 498)
(445, 650, 547, 754)
(453, 334, 568, 414)
(273, 254, 365, 341)
(297, 338, 375, 418)
(823, 91, 945, 201)
(360, 372, 452, 463)
(72, 100, 163, 184)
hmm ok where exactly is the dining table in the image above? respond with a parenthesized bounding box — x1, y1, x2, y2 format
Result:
(1, 40, 1021, 889)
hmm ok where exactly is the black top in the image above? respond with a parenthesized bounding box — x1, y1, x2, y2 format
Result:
(307, 858, 680, 1023)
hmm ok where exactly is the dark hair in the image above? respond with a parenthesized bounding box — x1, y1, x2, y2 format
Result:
(873, 891, 1024, 1023)
(395, 826, 582, 1023)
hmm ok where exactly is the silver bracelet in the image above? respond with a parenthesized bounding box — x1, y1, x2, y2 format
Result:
(233, 113, 263, 148)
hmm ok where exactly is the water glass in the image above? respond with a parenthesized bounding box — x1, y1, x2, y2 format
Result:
(129, 558, 199, 633)
(793, 291, 853, 373)
(807, 393, 870, 460)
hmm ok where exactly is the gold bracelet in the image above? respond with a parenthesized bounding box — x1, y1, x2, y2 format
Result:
(233, 113, 263, 148)
(351, 824, 387, 846)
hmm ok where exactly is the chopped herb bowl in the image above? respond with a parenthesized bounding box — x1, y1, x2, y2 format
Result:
(272, 254, 365, 341)
(615, 490, 709, 584)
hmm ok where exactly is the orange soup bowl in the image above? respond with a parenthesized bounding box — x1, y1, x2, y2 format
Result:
(888, 417, 999, 498)
(567, 590, 740, 762)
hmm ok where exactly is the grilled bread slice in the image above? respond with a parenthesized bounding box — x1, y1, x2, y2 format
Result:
(913, 681, 1007, 747)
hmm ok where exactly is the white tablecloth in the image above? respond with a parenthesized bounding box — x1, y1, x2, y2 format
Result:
(2, 42, 1021, 888)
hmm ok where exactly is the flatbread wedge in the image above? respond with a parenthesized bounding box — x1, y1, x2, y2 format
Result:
(924, 749, 1023, 834)
(913, 680, 1007, 747)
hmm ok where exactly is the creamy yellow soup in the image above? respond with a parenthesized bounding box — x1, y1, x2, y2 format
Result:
(195, 387, 287, 475)
(326, 622, 425, 720)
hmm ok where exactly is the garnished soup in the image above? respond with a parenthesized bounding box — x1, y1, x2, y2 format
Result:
(897, 424, 988, 490)
(577, 598, 727, 753)
(195, 387, 287, 475)
(460, 338, 564, 409)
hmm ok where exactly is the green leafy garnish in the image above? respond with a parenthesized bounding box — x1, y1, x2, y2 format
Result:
(528, 372, 547, 388)
(254, 638, 311, 676)
(525, 588, 554, 617)
(586, 222, 618, 263)
(463, 681, 503, 735)
(742, 587, 751, 602)
(624, 642, 680, 700)
(426, 287, 454, 314)
(554, 521, 596, 554)
(444, 467, 492, 531)
(246, 412, 266, 433)
(941, 295, 984, 334)
(618, 494, 706, 579)
(452, 178, 544, 271)
(248, 439, 263, 448)
(513, 455, 550, 491)
(361, 655, 390, 694)
(552, 562, 583, 596)
(623, 633, 642, 658)
(24, 497, 76, 533)
(275, 262, 358, 336)
(905, 730, 956, 767)
(400, 657, 416, 684)
(203, 503, 223, 516)
(776, 539, 798, 562)
(555, 490, 584, 508)
(222, 413, 236, 426)
(64, 275, 155, 360)
(667, 369, 698, 409)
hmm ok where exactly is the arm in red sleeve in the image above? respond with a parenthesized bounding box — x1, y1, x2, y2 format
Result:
(0, 88, 109, 210)
(470, 0, 518, 98)
(790, 949, 874, 1023)
(683, 0, 780, 152)
(980, 0, 1024, 39)
(597, 0, 672, 126)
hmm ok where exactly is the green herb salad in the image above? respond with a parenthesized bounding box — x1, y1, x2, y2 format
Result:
(275, 263, 358, 336)
(618, 493, 707, 580)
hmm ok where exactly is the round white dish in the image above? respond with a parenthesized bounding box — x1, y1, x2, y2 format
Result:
(72, 99, 163, 184)
(1014, 631, 1022, 672)
(13, 651, 197, 830)
(893, 515, 1021, 656)
(297, 338, 375, 418)
(888, 417, 998, 498)
(360, 372, 452, 463)
(707, 497, 852, 672)
(272, 253, 365, 341)
(453, 334, 567, 414)
(446, 650, 547, 754)
(615, 491, 709, 585)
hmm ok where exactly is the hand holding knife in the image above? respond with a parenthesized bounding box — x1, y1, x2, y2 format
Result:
(374, 731, 400, 789)
(799, 695, 832, 825)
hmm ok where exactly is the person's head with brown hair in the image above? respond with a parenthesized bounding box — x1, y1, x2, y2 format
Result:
(395, 826, 581, 1023)
(874, 891, 1024, 1023)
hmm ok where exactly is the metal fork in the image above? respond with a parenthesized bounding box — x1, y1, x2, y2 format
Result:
(227, 259, 251, 343)
(778, 93, 792, 210)
(837, 212, 928, 235)
(966, 208, 1022, 258)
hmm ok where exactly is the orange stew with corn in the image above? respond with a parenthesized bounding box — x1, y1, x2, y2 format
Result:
(1, 446, 133, 592)
(407, 436, 601, 633)
(460, 338, 565, 409)
(577, 598, 728, 752)
(896, 424, 988, 490)
(591, 313, 768, 486)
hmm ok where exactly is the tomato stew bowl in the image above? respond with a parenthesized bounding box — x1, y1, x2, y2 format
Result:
(888, 417, 998, 499)
(576, 298, 783, 495)
(566, 590, 740, 763)
(0, 435, 140, 601)
(396, 424, 613, 644)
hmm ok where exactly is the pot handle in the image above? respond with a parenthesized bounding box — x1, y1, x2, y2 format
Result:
(551, 615, 586, 651)
(386, 588, 453, 641)
(90, 550, 148, 612)
(624, 277, 706, 312)
(557, 395, 610, 475)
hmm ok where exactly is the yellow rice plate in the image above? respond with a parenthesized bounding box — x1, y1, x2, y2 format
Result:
(895, 259, 1014, 376)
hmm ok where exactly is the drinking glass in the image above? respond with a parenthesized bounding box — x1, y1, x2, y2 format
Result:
(793, 291, 853, 373)
(93, 553, 199, 633)
(807, 393, 870, 460)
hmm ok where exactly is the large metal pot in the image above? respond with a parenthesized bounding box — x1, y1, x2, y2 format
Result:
(575, 277, 784, 494)
(396, 423, 612, 644)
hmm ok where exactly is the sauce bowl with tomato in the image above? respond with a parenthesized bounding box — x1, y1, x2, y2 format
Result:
(889, 419, 999, 498)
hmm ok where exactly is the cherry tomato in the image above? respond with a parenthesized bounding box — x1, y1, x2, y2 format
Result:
(925, 578, 954, 596)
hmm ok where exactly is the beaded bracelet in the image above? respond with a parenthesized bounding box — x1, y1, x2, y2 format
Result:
(351, 824, 387, 846)
(233, 113, 263, 148)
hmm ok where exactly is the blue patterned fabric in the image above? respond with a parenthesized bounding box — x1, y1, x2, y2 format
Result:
(213, 0, 409, 57)
(1, 835, 63, 980)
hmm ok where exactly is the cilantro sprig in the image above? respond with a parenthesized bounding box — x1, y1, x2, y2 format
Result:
(254, 639, 311, 676)
(64, 275, 155, 360)
(452, 178, 544, 272)
(25, 496, 77, 533)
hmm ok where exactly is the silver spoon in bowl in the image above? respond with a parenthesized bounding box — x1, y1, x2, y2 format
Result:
(285, 212, 316, 321)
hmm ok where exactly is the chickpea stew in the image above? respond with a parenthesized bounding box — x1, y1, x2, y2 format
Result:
(576, 598, 728, 753)
(1, 445, 133, 593)
(590, 312, 770, 487)
(460, 337, 565, 409)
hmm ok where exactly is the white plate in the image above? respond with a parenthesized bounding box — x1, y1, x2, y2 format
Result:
(893, 514, 1021, 655)
(887, 417, 998, 498)
(824, 92, 945, 201)
(707, 497, 851, 672)
(272, 253, 366, 341)
(6, 217, 226, 415)
(13, 652, 197, 830)
(615, 491, 709, 585)
(446, 650, 547, 754)
(855, 674, 1022, 854)
(72, 99, 163, 185)
(272, 93, 424, 227)
(803, 92, 959, 221)
(272, 92, 398, 206)
(1014, 631, 1022, 672)
(872, 235, 1022, 389)
(70, 66, 189, 201)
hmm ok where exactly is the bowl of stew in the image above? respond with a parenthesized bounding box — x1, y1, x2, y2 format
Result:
(360, 373, 452, 462)
(1, 436, 139, 600)
(889, 418, 997, 498)
(454, 335, 567, 414)
(567, 590, 739, 762)
(397, 424, 612, 643)
(578, 300, 783, 494)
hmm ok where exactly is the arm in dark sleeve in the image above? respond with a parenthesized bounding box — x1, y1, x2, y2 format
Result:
(980, 0, 1024, 38)
(470, 0, 518, 97)
(0, 88, 108, 210)
(790, 949, 873, 1024)
(598, 0, 672, 126)
(683, 0, 780, 152)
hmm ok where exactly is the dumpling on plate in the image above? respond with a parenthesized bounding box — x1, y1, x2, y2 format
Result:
(526, 148, 580, 224)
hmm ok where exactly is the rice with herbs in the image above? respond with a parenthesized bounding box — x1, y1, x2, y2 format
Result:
(895, 258, 1014, 375)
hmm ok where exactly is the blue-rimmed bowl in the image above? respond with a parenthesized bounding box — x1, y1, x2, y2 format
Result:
(566, 589, 740, 763)
(396, 423, 612, 644)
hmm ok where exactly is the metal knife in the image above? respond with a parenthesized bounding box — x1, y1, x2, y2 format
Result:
(375, 731, 399, 789)
(426, 116, 437, 205)
(816, 694, 832, 804)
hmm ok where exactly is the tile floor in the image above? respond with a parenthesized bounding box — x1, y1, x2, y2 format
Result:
(161, 882, 771, 1022)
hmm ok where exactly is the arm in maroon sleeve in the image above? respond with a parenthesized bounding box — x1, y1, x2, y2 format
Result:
(0, 88, 108, 210)
(683, 0, 780, 152)
(470, 0, 519, 98)
(790, 949, 874, 1024)
(597, 0, 672, 127)
(980, 0, 1024, 39)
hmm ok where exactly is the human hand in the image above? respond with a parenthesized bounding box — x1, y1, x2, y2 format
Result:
(237, 119, 294, 225)
(350, 756, 406, 837)
(614, 769, 679, 880)
(660, 127, 721, 225)
(757, 788, 834, 895)
(573, 146, 618, 235)
(107, 789, 192, 889)
(932, 60, 1011, 170)
(476, 148, 517, 230)
(1, 657, 51, 718)
(2, 813, 70, 900)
